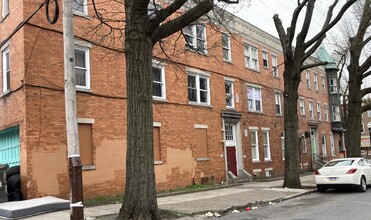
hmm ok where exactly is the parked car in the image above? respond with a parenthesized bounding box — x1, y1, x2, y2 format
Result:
(315, 157, 371, 192)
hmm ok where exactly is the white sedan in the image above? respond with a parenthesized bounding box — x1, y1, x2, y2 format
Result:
(315, 157, 371, 192)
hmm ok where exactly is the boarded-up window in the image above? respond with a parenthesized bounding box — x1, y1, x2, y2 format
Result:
(195, 129, 208, 159)
(153, 127, 161, 161)
(78, 124, 93, 165)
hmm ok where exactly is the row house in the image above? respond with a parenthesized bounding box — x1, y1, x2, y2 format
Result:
(0, 0, 343, 199)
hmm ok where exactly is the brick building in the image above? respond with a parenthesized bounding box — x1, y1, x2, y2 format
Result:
(0, 1, 343, 199)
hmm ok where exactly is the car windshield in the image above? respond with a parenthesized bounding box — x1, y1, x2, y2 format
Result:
(324, 160, 355, 167)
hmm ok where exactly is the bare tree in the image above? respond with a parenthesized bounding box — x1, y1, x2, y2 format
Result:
(273, 0, 356, 188)
(90, 0, 240, 219)
(345, 0, 371, 157)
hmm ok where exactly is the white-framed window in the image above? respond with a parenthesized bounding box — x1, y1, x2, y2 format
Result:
(188, 73, 210, 105)
(262, 51, 269, 68)
(250, 130, 259, 162)
(299, 99, 305, 115)
(73, 0, 88, 15)
(74, 45, 90, 89)
(309, 101, 314, 120)
(275, 93, 282, 115)
(324, 105, 329, 121)
(225, 81, 234, 108)
(367, 110, 371, 117)
(321, 76, 326, 92)
(244, 44, 259, 70)
(247, 86, 262, 112)
(314, 74, 318, 91)
(222, 33, 231, 62)
(184, 24, 207, 54)
(2, 46, 10, 93)
(152, 61, 166, 100)
(262, 130, 271, 161)
(306, 70, 311, 89)
(332, 106, 341, 121)
(361, 123, 365, 133)
(321, 134, 327, 156)
(281, 132, 285, 160)
(330, 133, 335, 156)
(272, 55, 278, 77)
(329, 78, 338, 93)
(2, 0, 9, 18)
(317, 103, 322, 121)
(302, 132, 307, 153)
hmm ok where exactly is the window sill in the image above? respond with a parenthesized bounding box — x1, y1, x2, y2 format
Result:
(153, 97, 168, 102)
(185, 47, 208, 56)
(245, 67, 260, 73)
(276, 114, 283, 117)
(263, 66, 269, 69)
(252, 160, 260, 163)
(197, 157, 209, 162)
(76, 87, 92, 93)
(248, 110, 263, 114)
(1, 13, 9, 22)
(188, 102, 212, 108)
(73, 11, 90, 19)
(1, 90, 10, 98)
(154, 160, 163, 165)
(264, 159, 272, 162)
(226, 106, 235, 110)
(223, 59, 233, 64)
(82, 165, 96, 171)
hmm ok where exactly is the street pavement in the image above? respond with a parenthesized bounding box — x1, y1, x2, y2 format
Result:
(23, 174, 316, 220)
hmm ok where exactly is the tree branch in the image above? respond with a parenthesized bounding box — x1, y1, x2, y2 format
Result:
(297, 0, 315, 45)
(273, 14, 290, 55)
(300, 61, 328, 72)
(360, 55, 371, 74)
(288, 0, 308, 45)
(361, 87, 371, 98)
(363, 35, 371, 47)
(150, 0, 187, 28)
(362, 70, 371, 80)
(305, 0, 357, 49)
(151, 0, 213, 43)
(302, 35, 325, 61)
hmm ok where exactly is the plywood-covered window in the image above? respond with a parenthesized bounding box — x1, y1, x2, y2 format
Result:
(153, 127, 161, 162)
(195, 127, 208, 160)
(78, 123, 93, 166)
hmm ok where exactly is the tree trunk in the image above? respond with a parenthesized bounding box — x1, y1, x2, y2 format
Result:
(345, 67, 362, 157)
(283, 65, 302, 188)
(117, 2, 160, 220)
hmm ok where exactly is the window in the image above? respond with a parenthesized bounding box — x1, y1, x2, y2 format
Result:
(275, 93, 282, 115)
(188, 73, 210, 105)
(184, 24, 207, 54)
(263, 130, 271, 161)
(74, 45, 90, 89)
(332, 106, 341, 121)
(321, 134, 327, 156)
(73, 0, 87, 15)
(153, 126, 161, 162)
(247, 86, 262, 112)
(302, 132, 307, 153)
(244, 44, 259, 70)
(314, 74, 318, 91)
(324, 105, 329, 121)
(361, 123, 365, 133)
(2, 46, 10, 93)
(272, 55, 278, 77)
(306, 70, 311, 89)
(225, 81, 234, 108)
(2, 0, 8, 18)
(299, 99, 305, 115)
(309, 101, 314, 120)
(281, 132, 285, 160)
(222, 33, 231, 62)
(250, 130, 259, 162)
(368, 110, 371, 117)
(78, 123, 93, 166)
(329, 78, 338, 93)
(195, 126, 208, 160)
(321, 76, 326, 92)
(317, 103, 322, 121)
(262, 51, 268, 68)
(330, 133, 335, 156)
(152, 62, 166, 99)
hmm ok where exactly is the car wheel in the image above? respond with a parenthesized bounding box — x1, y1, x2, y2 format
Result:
(317, 185, 327, 192)
(358, 176, 367, 192)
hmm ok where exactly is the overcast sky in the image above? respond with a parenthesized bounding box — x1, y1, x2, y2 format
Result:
(225, 0, 351, 45)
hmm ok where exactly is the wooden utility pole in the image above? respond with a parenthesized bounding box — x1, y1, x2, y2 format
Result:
(62, 0, 84, 219)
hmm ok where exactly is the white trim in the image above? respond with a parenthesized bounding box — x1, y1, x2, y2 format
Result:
(186, 67, 210, 76)
(75, 39, 92, 48)
(0, 41, 9, 51)
(261, 127, 270, 131)
(74, 44, 90, 90)
(153, 122, 162, 127)
(224, 77, 234, 82)
(246, 82, 262, 88)
(249, 126, 258, 130)
(152, 61, 166, 100)
(77, 118, 95, 124)
(265, 167, 273, 171)
(194, 124, 208, 129)
(253, 169, 261, 173)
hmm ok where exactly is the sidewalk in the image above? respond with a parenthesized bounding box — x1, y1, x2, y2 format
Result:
(23, 174, 316, 220)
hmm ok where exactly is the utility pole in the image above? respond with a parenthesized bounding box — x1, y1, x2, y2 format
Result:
(62, 0, 84, 219)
